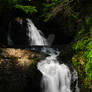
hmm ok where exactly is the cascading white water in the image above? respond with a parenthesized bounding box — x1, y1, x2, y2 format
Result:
(37, 48, 80, 92)
(38, 49, 71, 92)
(8, 18, 48, 46)
(26, 19, 48, 46)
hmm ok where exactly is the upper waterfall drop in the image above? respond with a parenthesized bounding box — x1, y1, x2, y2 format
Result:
(26, 19, 48, 46)
(7, 18, 48, 47)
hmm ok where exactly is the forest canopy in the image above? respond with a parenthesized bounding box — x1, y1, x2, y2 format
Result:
(0, 0, 92, 22)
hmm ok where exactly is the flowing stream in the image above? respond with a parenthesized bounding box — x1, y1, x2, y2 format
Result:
(37, 48, 71, 92)
(37, 48, 79, 92)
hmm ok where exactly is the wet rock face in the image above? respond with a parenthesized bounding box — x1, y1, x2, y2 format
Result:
(8, 17, 30, 46)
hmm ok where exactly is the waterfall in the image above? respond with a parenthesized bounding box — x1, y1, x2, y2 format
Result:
(37, 48, 80, 92)
(8, 18, 48, 46)
(27, 19, 48, 46)
(26, 18, 48, 46)
(8, 17, 80, 92)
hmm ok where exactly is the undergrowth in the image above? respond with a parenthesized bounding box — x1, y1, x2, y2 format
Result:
(72, 16, 92, 91)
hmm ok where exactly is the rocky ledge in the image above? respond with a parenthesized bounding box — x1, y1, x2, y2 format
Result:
(0, 48, 42, 92)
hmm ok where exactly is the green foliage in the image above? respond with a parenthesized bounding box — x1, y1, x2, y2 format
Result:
(43, 0, 59, 11)
(72, 34, 88, 51)
(86, 16, 92, 26)
(0, 0, 37, 15)
(13, 0, 38, 14)
(72, 16, 92, 90)
(0, 0, 76, 21)
(71, 12, 79, 19)
(41, 0, 60, 21)
(15, 4, 37, 14)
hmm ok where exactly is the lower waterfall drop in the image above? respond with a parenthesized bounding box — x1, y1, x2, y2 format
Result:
(37, 48, 79, 92)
